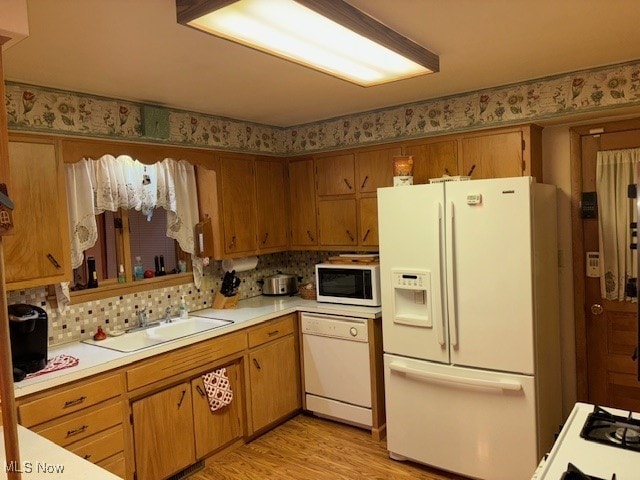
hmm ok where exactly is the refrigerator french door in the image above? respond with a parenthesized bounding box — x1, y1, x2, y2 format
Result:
(378, 177, 562, 480)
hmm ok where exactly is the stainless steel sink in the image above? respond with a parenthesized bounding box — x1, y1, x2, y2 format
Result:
(82, 317, 232, 352)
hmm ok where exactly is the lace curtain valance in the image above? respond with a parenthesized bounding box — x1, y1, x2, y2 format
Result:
(64, 154, 203, 293)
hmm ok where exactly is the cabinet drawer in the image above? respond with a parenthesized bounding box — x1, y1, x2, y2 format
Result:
(34, 402, 122, 448)
(127, 331, 247, 391)
(19, 375, 122, 427)
(248, 314, 296, 348)
(97, 452, 126, 479)
(68, 425, 124, 465)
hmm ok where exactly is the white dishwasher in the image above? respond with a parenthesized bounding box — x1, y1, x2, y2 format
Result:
(301, 312, 372, 428)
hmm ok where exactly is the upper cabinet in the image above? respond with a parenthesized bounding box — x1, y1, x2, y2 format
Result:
(288, 157, 317, 248)
(255, 157, 288, 252)
(356, 145, 399, 193)
(220, 153, 257, 256)
(316, 153, 355, 196)
(5, 135, 71, 289)
(403, 139, 458, 184)
(459, 125, 542, 180)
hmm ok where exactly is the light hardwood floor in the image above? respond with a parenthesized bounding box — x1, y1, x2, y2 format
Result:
(192, 414, 466, 480)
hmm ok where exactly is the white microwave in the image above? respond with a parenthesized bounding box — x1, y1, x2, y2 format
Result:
(315, 263, 381, 307)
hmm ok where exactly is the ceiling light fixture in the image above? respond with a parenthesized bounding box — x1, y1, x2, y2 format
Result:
(176, 0, 439, 87)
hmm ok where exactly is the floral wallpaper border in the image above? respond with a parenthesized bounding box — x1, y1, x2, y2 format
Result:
(5, 59, 640, 155)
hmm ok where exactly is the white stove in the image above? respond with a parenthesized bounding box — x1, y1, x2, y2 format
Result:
(535, 402, 640, 479)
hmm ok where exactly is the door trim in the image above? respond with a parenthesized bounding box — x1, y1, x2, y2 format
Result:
(570, 117, 640, 401)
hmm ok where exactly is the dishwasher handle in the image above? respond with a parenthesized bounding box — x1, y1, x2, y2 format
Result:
(389, 362, 523, 392)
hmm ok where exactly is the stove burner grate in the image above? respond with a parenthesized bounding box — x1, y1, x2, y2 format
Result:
(560, 463, 616, 480)
(580, 405, 640, 452)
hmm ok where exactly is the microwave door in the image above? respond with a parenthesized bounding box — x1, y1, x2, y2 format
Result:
(319, 269, 364, 299)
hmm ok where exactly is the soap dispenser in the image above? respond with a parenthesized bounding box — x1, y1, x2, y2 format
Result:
(179, 296, 188, 319)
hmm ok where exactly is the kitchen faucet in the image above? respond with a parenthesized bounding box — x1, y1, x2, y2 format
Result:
(137, 307, 148, 328)
(164, 306, 173, 323)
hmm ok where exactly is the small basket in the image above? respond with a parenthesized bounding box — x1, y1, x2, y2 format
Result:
(213, 291, 239, 309)
(298, 283, 317, 300)
(429, 175, 471, 184)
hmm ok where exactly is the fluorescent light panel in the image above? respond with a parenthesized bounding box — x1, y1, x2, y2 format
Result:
(177, 0, 438, 86)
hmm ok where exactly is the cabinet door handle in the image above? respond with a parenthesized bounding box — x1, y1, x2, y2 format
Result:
(267, 330, 279, 337)
(228, 235, 236, 250)
(262, 232, 269, 244)
(362, 229, 370, 242)
(63, 396, 86, 409)
(47, 253, 62, 269)
(361, 176, 369, 189)
(306, 230, 315, 242)
(346, 230, 355, 242)
(343, 178, 353, 190)
(66, 425, 88, 438)
(253, 358, 261, 370)
(83, 454, 92, 461)
(177, 389, 186, 408)
(196, 385, 206, 399)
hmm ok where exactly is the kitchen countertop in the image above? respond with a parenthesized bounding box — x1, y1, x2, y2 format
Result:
(14, 295, 382, 398)
(0, 426, 120, 479)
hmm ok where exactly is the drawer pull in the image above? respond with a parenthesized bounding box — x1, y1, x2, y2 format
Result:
(64, 396, 87, 408)
(343, 178, 353, 190)
(253, 358, 261, 370)
(267, 330, 279, 337)
(66, 425, 88, 438)
(196, 385, 206, 399)
(177, 389, 186, 408)
(47, 253, 62, 269)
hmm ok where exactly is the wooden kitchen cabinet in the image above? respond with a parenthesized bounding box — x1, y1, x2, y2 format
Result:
(402, 138, 459, 184)
(191, 359, 245, 458)
(248, 315, 301, 433)
(315, 152, 355, 196)
(132, 382, 196, 480)
(359, 197, 379, 246)
(16, 372, 128, 478)
(288, 157, 318, 247)
(355, 145, 399, 193)
(5, 135, 71, 289)
(255, 156, 288, 252)
(317, 198, 358, 246)
(460, 125, 542, 180)
(220, 153, 257, 255)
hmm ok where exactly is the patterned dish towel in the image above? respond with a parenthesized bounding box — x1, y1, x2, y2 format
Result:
(25, 354, 79, 379)
(202, 367, 233, 412)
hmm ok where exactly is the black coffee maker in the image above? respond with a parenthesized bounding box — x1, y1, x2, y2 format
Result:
(9, 304, 48, 382)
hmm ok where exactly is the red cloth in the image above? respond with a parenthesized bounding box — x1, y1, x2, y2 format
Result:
(25, 354, 79, 378)
(202, 367, 233, 412)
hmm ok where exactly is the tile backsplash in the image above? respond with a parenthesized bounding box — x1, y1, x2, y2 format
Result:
(7, 250, 340, 347)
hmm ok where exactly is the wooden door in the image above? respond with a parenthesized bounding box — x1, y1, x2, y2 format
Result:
(579, 125, 640, 410)
(403, 139, 458, 184)
(191, 361, 245, 458)
(315, 153, 355, 196)
(356, 146, 399, 193)
(249, 335, 300, 432)
(255, 157, 288, 251)
(288, 157, 317, 247)
(359, 197, 379, 246)
(5, 138, 71, 288)
(220, 154, 257, 255)
(317, 198, 358, 246)
(132, 382, 195, 480)
(461, 130, 523, 179)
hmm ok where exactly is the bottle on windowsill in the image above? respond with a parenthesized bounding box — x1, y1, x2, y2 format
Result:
(87, 256, 99, 288)
(118, 264, 126, 283)
(134, 256, 144, 281)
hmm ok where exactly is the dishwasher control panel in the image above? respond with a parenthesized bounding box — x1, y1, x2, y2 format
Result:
(301, 313, 369, 342)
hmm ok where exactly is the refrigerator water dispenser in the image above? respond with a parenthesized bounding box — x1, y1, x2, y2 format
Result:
(392, 270, 432, 328)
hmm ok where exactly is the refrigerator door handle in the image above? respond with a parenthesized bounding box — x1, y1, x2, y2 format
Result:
(447, 201, 459, 347)
(389, 362, 523, 392)
(436, 202, 446, 346)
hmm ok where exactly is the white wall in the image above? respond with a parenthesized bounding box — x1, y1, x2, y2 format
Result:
(542, 125, 577, 415)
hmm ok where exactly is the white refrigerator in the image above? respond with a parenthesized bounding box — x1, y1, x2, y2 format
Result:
(378, 177, 562, 480)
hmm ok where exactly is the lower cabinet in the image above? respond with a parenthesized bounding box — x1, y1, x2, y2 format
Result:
(247, 315, 301, 433)
(132, 383, 196, 480)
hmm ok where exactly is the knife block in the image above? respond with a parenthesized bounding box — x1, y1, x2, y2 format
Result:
(213, 291, 239, 309)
